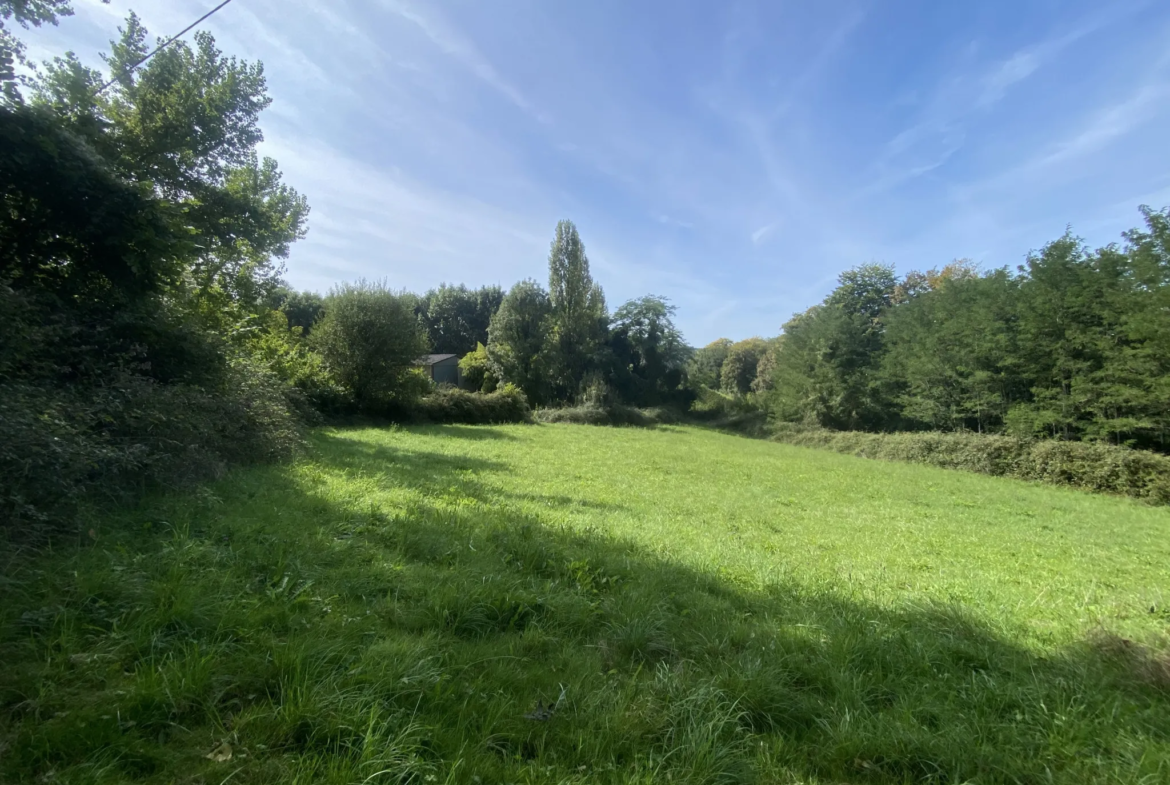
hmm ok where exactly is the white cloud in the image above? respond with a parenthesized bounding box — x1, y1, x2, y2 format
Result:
(263, 135, 552, 292)
(751, 223, 776, 245)
(379, 0, 549, 123)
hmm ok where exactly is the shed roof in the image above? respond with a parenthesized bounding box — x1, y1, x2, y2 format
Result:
(419, 353, 458, 365)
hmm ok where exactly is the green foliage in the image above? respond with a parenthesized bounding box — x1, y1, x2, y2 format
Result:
(0, 14, 315, 534)
(0, 105, 184, 302)
(417, 283, 504, 356)
(881, 267, 1021, 432)
(412, 386, 531, 424)
(765, 265, 899, 430)
(771, 427, 1170, 504)
(311, 280, 429, 413)
(458, 342, 497, 392)
(611, 295, 688, 368)
(687, 338, 732, 390)
(546, 219, 607, 399)
(750, 337, 781, 393)
(32, 14, 309, 309)
(765, 211, 1170, 452)
(1, 357, 302, 536)
(607, 295, 693, 407)
(719, 337, 769, 396)
(486, 278, 553, 405)
(4, 424, 1170, 783)
(270, 287, 325, 335)
(0, 0, 77, 103)
(535, 402, 660, 427)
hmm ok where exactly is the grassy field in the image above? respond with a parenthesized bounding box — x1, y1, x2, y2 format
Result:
(3, 424, 1169, 784)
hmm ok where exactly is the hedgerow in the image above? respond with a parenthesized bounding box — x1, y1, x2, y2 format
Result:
(771, 427, 1170, 504)
(411, 386, 532, 424)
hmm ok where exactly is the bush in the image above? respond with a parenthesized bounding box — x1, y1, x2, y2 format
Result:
(312, 281, 429, 413)
(535, 403, 680, 427)
(458, 342, 498, 392)
(412, 386, 531, 424)
(688, 387, 764, 422)
(770, 428, 1170, 504)
(0, 359, 303, 538)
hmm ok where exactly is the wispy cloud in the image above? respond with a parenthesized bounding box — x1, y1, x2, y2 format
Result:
(859, 21, 1105, 199)
(958, 78, 1170, 202)
(379, 0, 549, 123)
(261, 135, 551, 291)
(751, 223, 776, 245)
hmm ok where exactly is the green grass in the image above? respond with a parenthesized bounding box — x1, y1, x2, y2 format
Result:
(3, 423, 1169, 784)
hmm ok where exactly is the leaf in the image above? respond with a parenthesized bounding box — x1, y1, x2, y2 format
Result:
(205, 743, 233, 763)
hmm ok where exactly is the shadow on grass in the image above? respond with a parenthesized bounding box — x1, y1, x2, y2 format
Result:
(2, 429, 1168, 784)
(413, 424, 523, 441)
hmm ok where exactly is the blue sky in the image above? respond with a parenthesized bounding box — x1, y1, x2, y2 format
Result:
(19, 0, 1170, 345)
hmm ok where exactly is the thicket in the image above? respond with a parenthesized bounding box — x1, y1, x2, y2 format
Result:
(679, 212, 1170, 499)
(770, 428, 1170, 504)
(1, 7, 317, 534)
(482, 224, 695, 412)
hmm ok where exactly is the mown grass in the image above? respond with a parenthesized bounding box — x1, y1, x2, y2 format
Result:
(2, 423, 1169, 784)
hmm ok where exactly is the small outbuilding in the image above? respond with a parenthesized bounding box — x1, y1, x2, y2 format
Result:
(418, 353, 461, 386)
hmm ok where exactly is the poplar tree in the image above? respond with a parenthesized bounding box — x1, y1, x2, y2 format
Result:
(546, 220, 607, 399)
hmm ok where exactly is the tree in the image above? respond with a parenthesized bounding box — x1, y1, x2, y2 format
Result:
(1005, 234, 1128, 441)
(720, 337, 769, 396)
(1, 0, 79, 103)
(751, 337, 782, 393)
(882, 268, 1021, 432)
(546, 220, 606, 399)
(279, 289, 326, 336)
(486, 279, 553, 406)
(766, 264, 897, 430)
(31, 14, 309, 312)
(607, 295, 691, 406)
(688, 338, 732, 390)
(0, 104, 182, 302)
(1112, 206, 1170, 449)
(312, 280, 428, 411)
(417, 283, 504, 355)
(458, 342, 497, 393)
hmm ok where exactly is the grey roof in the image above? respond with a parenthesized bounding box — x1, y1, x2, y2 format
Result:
(420, 353, 458, 365)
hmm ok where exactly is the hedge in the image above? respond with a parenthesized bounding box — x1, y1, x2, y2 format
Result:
(771, 428, 1170, 505)
(411, 387, 531, 424)
(534, 403, 684, 427)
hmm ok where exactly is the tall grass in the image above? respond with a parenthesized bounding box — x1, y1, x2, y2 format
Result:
(2, 424, 1169, 783)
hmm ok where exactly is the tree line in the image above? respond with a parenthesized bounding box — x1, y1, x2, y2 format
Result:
(693, 212, 1170, 452)
(268, 218, 693, 414)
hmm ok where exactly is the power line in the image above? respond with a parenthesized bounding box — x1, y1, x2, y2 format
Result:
(96, 0, 238, 94)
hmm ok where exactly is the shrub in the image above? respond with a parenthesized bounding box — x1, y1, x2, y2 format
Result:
(458, 342, 498, 393)
(412, 386, 531, 424)
(688, 386, 764, 421)
(535, 403, 680, 427)
(312, 280, 429, 413)
(770, 428, 1170, 504)
(0, 359, 303, 539)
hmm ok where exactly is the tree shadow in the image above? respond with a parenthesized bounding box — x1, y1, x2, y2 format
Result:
(3, 429, 1168, 784)
(410, 424, 523, 441)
